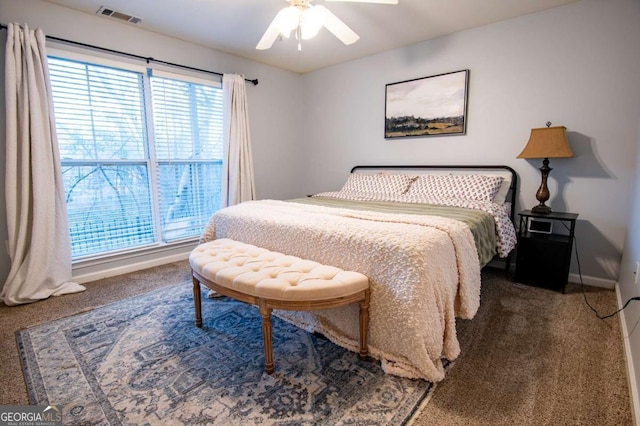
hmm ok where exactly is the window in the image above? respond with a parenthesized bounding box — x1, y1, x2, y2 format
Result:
(48, 55, 224, 259)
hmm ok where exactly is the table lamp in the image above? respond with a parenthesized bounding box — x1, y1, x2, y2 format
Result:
(517, 123, 574, 214)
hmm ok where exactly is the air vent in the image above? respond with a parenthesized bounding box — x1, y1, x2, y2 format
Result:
(96, 6, 142, 24)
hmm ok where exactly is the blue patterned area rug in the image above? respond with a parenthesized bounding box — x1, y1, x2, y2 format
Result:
(17, 283, 442, 425)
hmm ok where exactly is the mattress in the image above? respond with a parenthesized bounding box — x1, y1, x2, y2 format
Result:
(290, 196, 497, 266)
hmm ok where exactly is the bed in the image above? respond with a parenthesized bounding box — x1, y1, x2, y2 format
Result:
(200, 165, 517, 382)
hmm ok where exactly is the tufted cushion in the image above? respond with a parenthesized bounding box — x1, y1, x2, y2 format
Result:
(407, 174, 504, 201)
(340, 173, 415, 194)
(190, 239, 369, 301)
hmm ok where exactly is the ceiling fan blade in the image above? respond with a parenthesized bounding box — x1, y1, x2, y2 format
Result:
(316, 5, 360, 45)
(256, 17, 281, 50)
(325, 0, 398, 4)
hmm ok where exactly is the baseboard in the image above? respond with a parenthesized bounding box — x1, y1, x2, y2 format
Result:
(569, 273, 616, 289)
(616, 283, 640, 426)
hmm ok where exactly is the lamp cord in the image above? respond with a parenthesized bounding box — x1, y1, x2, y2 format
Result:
(562, 222, 640, 319)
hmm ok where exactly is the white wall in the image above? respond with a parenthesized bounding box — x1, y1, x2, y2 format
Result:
(619, 117, 640, 421)
(0, 0, 305, 284)
(301, 0, 640, 284)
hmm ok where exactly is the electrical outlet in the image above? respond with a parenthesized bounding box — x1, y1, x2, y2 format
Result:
(636, 261, 640, 285)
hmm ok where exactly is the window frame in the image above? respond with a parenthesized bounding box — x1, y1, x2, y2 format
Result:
(47, 46, 224, 266)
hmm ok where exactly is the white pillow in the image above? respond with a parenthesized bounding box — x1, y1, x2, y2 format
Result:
(470, 171, 512, 205)
(492, 179, 511, 205)
(341, 173, 415, 194)
(407, 174, 504, 201)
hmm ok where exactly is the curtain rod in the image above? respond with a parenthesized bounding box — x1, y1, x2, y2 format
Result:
(0, 23, 259, 86)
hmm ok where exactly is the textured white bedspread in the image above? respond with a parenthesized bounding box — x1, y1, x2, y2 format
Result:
(200, 200, 481, 382)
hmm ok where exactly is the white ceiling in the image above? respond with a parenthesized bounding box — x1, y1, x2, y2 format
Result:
(43, 0, 579, 74)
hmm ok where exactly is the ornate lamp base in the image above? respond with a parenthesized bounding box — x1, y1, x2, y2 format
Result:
(532, 158, 552, 215)
(531, 204, 552, 214)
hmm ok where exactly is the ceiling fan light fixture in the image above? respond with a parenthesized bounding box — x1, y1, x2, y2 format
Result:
(275, 6, 301, 38)
(300, 6, 326, 39)
(257, 0, 396, 50)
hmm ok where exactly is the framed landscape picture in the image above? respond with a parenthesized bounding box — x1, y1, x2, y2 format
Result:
(385, 69, 469, 138)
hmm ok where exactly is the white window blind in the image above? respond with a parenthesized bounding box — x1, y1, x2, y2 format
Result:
(150, 75, 223, 240)
(48, 55, 224, 259)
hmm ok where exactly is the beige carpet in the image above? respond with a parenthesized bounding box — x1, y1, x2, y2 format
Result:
(0, 262, 633, 425)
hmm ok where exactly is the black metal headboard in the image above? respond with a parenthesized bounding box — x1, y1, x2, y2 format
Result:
(350, 165, 518, 221)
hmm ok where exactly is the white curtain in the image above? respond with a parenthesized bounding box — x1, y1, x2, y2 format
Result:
(221, 74, 256, 207)
(2, 23, 85, 306)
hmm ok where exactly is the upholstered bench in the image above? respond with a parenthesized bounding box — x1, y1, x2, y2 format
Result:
(189, 238, 370, 374)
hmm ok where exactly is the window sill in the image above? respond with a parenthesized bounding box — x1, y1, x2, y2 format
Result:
(72, 239, 199, 284)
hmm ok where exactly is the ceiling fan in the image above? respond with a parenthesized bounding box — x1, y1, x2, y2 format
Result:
(256, 0, 398, 51)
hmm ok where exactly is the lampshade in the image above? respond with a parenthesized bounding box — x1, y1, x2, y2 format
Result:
(517, 126, 574, 159)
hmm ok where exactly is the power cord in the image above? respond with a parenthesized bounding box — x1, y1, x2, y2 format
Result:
(563, 222, 640, 319)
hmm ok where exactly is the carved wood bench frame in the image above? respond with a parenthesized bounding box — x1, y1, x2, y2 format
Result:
(192, 269, 370, 374)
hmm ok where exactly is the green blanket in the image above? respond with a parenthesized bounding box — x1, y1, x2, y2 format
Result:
(290, 197, 496, 267)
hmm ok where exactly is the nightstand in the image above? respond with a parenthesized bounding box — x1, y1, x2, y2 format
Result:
(513, 210, 578, 293)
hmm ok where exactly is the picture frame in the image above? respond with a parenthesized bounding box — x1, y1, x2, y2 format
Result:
(385, 69, 469, 138)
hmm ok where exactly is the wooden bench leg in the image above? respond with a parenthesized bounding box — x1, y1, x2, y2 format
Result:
(258, 300, 274, 374)
(359, 289, 370, 358)
(193, 276, 203, 328)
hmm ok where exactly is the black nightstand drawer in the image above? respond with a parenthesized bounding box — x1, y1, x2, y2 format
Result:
(513, 210, 578, 293)
(514, 236, 571, 290)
